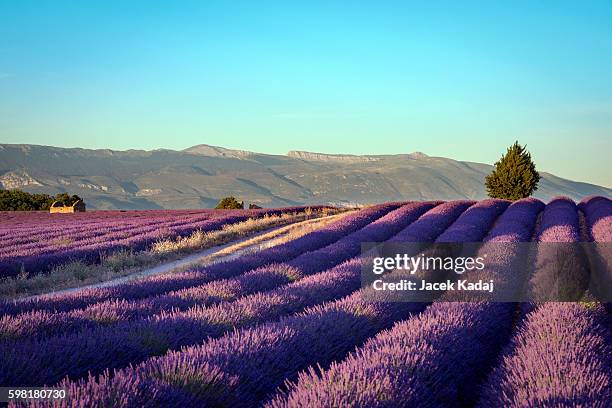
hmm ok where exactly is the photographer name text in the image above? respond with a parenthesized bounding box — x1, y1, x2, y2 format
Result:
(371, 279, 495, 293)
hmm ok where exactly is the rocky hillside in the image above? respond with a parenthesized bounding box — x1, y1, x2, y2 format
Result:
(0, 143, 609, 209)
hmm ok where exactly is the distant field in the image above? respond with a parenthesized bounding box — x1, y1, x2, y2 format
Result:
(0, 197, 610, 407)
(0, 206, 326, 278)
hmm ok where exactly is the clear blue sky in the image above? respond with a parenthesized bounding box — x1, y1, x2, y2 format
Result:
(0, 1, 610, 187)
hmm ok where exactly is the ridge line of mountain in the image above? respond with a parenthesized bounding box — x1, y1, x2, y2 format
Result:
(0, 143, 609, 209)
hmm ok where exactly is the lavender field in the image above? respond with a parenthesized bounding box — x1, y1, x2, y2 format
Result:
(0, 206, 321, 278)
(0, 197, 610, 407)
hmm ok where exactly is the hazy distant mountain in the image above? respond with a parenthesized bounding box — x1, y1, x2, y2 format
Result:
(0, 143, 609, 209)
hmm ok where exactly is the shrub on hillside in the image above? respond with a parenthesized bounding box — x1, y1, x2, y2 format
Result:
(215, 196, 244, 210)
(485, 141, 540, 200)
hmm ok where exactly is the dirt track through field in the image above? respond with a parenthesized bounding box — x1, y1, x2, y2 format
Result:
(23, 214, 343, 301)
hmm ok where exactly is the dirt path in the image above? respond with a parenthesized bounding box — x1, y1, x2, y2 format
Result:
(23, 214, 342, 300)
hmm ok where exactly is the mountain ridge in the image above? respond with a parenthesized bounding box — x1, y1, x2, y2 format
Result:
(0, 143, 609, 209)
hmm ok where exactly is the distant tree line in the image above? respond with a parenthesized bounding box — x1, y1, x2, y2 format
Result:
(0, 189, 82, 211)
(215, 196, 262, 210)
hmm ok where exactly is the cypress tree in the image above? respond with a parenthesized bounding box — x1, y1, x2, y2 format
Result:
(485, 141, 540, 200)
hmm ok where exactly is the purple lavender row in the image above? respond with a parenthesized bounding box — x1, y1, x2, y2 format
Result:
(0, 265, 298, 341)
(283, 201, 445, 276)
(0, 209, 223, 251)
(535, 196, 581, 242)
(527, 197, 590, 302)
(0, 208, 214, 225)
(44, 200, 508, 406)
(0, 207, 290, 272)
(0, 212, 223, 254)
(0, 208, 270, 248)
(0, 202, 436, 340)
(478, 197, 611, 407)
(578, 196, 612, 307)
(269, 197, 543, 408)
(0, 201, 465, 387)
(579, 196, 612, 242)
(478, 302, 611, 407)
(0, 206, 318, 254)
(0, 207, 319, 277)
(0, 208, 212, 224)
(0, 212, 252, 276)
(0, 204, 392, 315)
(0, 207, 309, 234)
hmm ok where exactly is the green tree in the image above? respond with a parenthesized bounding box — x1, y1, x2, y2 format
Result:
(32, 193, 55, 210)
(53, 192, 82, 206)
(0, 190, 81, 211)
(215, 196, 244, 209)
(0, 190, 53, 210)
(485, 141, 540, 200)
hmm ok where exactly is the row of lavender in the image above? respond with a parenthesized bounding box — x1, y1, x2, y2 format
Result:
(2, 197, 610, 407)
(1, 212, 220, 252)
(0, 206, 319, 252)
(0, 210, 234, 245)
(0, 209, 218, 227)
(0, 206, 324, 278)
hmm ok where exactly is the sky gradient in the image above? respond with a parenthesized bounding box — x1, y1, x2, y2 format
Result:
(0, 1, 610, 187)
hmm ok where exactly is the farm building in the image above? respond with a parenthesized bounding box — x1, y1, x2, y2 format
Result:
(49, 199, 86, 213)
